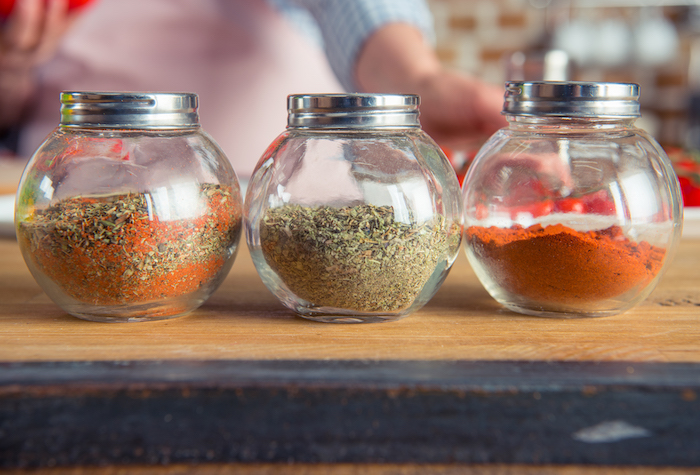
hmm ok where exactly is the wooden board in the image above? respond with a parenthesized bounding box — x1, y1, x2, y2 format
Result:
(1, 464, 698, 475)
(2, 237, 700, 471)
(2, 359, 700, 468)
(1, 238, 699, 363)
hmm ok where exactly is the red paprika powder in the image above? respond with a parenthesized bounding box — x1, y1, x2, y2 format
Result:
(465, 224, 666, 306)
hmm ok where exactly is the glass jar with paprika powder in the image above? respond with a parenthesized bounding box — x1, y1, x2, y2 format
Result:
(245, 94, 462, 323)
(15, 92, 243, 322)
(462, 82, 683, 317)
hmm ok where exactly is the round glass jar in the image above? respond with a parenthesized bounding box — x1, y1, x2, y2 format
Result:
(15, 92, 243, 322)
(462, 82, 683, 318)
(245, 94, 462, 323)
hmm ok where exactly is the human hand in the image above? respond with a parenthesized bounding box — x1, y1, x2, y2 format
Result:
(0, 0, 79, 127)
(411, 69, 507, 150)
(1, 0, 78, 67)
(355, 23, 507, 151)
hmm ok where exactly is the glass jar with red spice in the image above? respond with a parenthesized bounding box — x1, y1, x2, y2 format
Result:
(462, 82, 683, 317)
(15, 92, 243, 322)
(245, 94, 462, 323)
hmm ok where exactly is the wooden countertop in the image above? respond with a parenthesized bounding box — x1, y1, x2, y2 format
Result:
(1, 236, 699, 363)
(1, 236, 700, 472)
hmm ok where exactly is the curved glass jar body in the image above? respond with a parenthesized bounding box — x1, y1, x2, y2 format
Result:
(462, 82, 682, 317)
(15, 92, 243, 322)
(245, 94, 462, 323)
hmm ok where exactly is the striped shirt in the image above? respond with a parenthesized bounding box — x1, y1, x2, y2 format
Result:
(269, 0, 435, 91)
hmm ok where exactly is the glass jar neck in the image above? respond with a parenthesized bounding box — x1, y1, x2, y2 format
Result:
(505, 114, 637, 132)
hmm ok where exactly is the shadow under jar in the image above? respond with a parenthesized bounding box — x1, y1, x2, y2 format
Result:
(245, 94, 462, 323)
(15, 92, 243, 322)
(462, 82, 683, 318)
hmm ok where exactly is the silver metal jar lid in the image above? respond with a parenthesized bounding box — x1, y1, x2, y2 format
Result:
(503, 81, 640, 118)
(287, 94, 420, 128)
(60, 92, 200, 128)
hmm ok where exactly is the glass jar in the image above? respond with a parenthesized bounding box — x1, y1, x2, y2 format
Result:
(15, 92, 243, 322)
(245, 94, 462, 323)
(462, 82, 683, 317)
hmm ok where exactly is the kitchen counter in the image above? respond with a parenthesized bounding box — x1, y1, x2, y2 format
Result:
(2, 154, 700, 474)
(1, 229, 699, 473)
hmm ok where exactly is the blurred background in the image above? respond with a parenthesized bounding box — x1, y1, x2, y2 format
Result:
(424, 0, 700, 208)
(427, 0, 699, 149)
(2, 0, 700, 209)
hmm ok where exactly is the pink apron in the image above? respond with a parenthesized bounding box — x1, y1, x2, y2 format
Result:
(20, 0, 343, 178)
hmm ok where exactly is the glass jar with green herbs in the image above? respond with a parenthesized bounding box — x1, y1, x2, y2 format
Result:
(245, 94, 462, 323)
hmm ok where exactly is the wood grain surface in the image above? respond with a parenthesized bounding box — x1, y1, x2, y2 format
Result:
(4, 359, 700, 469)
(1, 463, 697, 475)
(2, 236, 700, 472)
(1, 236, 699, 363)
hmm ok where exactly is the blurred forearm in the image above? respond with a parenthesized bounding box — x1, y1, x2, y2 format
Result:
(355, 22, 507, 146)
(0, 0, 76, 129)
(355, 22, 441, 94)
(0, 66, 35, 129)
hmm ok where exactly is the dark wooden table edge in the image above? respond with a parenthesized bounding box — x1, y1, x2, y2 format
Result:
(1, 358, 699, 390)
(1, 359, 699, 468)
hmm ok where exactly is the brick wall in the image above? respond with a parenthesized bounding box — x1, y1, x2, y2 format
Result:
(426, 0, 698, 147)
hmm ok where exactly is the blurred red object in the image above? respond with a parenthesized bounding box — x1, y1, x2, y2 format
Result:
(0, 0, 93, 18)
(445, 144, 618, 216)
(666, 146, 700, 207)
(442, 146, 478, 186)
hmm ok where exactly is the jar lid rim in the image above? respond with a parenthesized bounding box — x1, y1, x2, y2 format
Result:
(287, 93, 421, 128)
(503, 81, 641, 118)
(59, 91, 200, 128)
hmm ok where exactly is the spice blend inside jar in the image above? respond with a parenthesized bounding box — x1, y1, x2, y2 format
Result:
(260, 204, 454, 312)
(17, 184, 239, 312)
(465, 224, 666, 307)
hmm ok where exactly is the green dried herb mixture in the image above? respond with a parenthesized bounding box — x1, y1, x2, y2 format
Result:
(260, 204, 452, 312)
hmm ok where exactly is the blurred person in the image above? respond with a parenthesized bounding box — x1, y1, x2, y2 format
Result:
(0, 0, 505, 178)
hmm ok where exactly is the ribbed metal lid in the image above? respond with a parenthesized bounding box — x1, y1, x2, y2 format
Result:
(287, 94, 420, 128)
(504, 81, 640, 118)
(60, 92, 200, 128)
